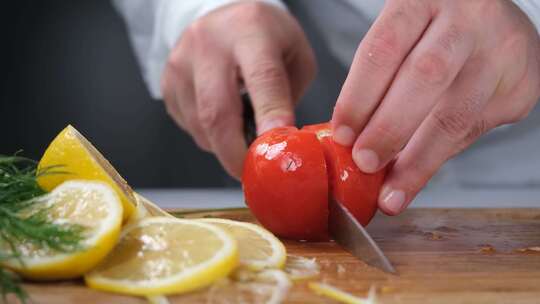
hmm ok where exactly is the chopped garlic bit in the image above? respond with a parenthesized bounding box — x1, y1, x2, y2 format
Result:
(424, 231, 443, 240)
(206, 269, 291, 304)
(146, 295, 170, 304)
(478, 244, 496, 253)
(283, 255, 320, 281)
(337, 264, 346, 275)
(308, 282, 377, 304)
(516, 246, 540, 253)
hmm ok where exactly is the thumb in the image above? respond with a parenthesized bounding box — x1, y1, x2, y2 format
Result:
(237, 47, 295, 134)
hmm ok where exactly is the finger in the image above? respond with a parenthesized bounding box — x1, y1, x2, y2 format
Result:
(378, 58, 500, 215)
(331, 0, 432, 146)
(285, 32, 317, 103)
(235, 40, 295, 135)
(352, 15, 475, 173)
(162, 64, 187, 130)
(194, 54, 246, 178)
(163, 55, 211, 151)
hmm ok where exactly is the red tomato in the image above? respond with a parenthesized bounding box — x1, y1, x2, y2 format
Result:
(302, 123, 385, 226)
(242, 126, 329, 240)
(242, 123, 385, 240)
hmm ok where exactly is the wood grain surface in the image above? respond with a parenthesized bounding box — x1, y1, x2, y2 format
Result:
(11, 208, 540, 304)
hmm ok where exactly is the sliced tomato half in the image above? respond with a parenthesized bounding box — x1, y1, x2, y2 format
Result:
(242, 127, 329, 240)
(243, 123, 385, 240)
(302, 123, 385, 226)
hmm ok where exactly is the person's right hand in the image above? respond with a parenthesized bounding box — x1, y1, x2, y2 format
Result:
(161, 2, 316, 179)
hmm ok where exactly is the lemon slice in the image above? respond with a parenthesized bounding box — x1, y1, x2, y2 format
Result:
(85, 217, 238, 296)
(2, 180, 123, 280)
(198, 218, 286, 271)
(37, 125, 136, 221)
(308, 283, 377, 304)
(283, 255, 320, 281)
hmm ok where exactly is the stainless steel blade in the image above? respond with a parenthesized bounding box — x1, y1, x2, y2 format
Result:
(328, 198, 396, 274)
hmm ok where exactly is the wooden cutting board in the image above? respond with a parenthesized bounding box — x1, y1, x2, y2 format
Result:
(14, 208, 540, 304)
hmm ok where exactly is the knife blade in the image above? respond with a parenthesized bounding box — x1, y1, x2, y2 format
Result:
(328, 198, 396, 274)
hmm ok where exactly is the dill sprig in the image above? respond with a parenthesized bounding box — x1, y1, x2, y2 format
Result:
(0, 153, 85, 303)
(0, 268, 26, 303)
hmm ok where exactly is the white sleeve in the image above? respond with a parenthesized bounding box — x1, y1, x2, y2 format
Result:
(112, 0, 287, 99)
(512, 0, 540, 35)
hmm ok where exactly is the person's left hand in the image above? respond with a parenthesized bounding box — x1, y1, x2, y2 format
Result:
(331, 0, 540, 215)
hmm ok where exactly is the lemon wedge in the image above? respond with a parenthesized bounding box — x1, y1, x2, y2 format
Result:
(37, 125, 136, 221)
(198, 218, 286, 271)
(85, 217, 238, 296)
(308, 283, 377, 304)
(2, 180, 123, 280)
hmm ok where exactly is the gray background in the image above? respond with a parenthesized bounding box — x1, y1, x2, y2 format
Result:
(0, 0, 347, 189)
(3, 1, 539, 209)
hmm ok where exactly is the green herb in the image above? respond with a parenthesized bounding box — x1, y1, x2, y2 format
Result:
(0, 153, 84, 303)
(0, 268, 26, 303)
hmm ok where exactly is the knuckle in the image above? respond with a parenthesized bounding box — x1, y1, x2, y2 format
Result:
(402, 0, 430, 12)
(184, 19, 213, 50)
(464, 119, 489, 143)
(256, 101, 290, 119)
(437, 24, 463, 54)
(411, 52, 452, 87)
(432, 106, 474, 141)
(186, 18, 208, 40)
(389, 0, 429, 19)
(167, 49, 185, 73)
(234, 1, 270, 23)
(197, 96, 224, 132)
(363, 28, 403, 70)
(372, 122, 403, 154)
(247, 61, 285, 87)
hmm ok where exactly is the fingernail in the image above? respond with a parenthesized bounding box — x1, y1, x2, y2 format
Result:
(333, 125, 355, 146)
(353, 149, 379, 173)
(380, 186, 406, 214)
(259, 119, 286, 135)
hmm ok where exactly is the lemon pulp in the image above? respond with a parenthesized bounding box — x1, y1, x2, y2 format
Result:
(1, 180, 123, 280)
(85, 217, 238, 296)
(198, 218, 286, 271)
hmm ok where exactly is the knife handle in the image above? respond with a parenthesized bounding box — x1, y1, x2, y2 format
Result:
(242, 92, 257, 147)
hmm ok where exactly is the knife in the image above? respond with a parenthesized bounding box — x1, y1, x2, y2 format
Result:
(328, 198, 396, 274)
(241, 93, 396, 274)
(242, 92, 257, 146)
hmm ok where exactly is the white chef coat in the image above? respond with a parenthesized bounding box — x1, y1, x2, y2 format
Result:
(113, 0, 540, 206)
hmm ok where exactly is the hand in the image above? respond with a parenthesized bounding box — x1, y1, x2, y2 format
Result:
(331, 0, 540, 215)
(161, 2, 316, 178)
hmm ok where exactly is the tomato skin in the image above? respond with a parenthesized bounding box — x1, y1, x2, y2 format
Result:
(242, 127, 329, 240)
(302, 123, 385, 226)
